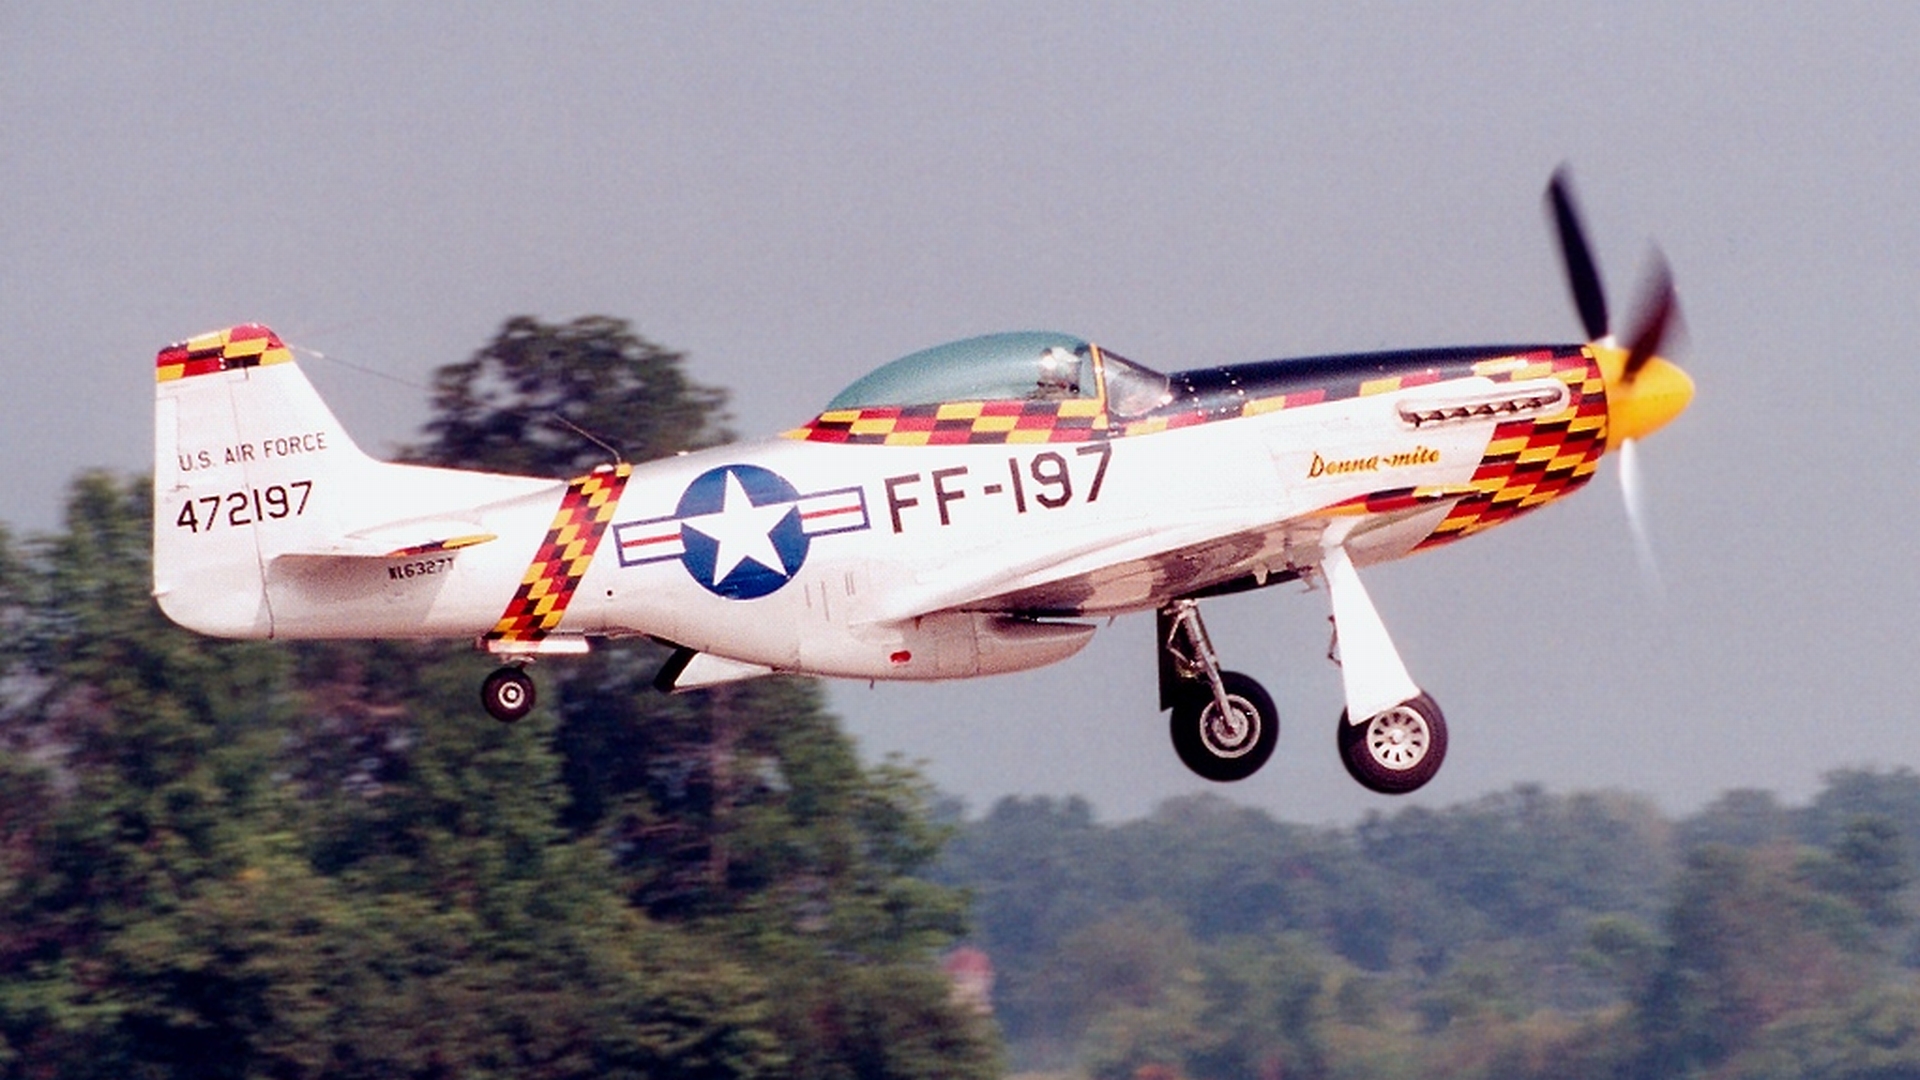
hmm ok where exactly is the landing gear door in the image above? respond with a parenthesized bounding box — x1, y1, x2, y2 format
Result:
(1321, 543, 1419, 722)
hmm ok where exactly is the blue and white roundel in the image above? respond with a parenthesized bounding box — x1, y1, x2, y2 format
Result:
(675, 465, 805, 599)
(611, 464, 871, 599)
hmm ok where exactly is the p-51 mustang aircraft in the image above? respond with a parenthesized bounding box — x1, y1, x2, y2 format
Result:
(152, 172, 1690, 795)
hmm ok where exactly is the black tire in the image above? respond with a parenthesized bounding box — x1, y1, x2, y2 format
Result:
(481, 666, 536, 723)
(1337, 692, 1446, 795)
(1169, 671, 1278, 783)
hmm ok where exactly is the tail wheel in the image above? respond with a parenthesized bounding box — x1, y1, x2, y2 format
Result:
(1170, 671, 1278, 783)
(481, 666, 536, 724)
(1337, 693, 1446, 795)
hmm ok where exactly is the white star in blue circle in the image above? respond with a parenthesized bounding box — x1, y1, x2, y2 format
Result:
(611, 464, 871, 598)
(674, 465, 809, 599)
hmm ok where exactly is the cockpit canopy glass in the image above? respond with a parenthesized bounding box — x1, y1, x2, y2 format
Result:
(1098, 348, 1174, 419)
(824, 331, 1170, 418)
(826, 332, 1093, 410)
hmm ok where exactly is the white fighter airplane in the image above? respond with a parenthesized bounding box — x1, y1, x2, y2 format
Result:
(151, 172, 1691, 794)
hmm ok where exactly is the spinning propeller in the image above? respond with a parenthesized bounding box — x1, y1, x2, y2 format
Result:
(1546, 167, 1694, 589)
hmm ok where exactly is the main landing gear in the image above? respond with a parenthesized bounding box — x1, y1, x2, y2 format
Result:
(1156, 545, 1449, 795)
(1160, 600, 1279, 783)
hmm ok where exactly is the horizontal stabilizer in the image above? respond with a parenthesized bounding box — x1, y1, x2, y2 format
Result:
(382, 534, 497, 558)
(268, 526, 500, 561)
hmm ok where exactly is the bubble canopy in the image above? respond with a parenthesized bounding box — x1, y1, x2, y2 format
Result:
(824, 331, 1169, 418)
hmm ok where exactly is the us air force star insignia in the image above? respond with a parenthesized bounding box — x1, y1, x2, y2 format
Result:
(688, 471, 795, 589)
(611, 464, 871, 599)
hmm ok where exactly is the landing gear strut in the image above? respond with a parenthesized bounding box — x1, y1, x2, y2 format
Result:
(1159, 600, 1278, 783)
(1321, 545, 1447, 795)
(481, 665, 536, 723)
(1148, 545, 1453, 793)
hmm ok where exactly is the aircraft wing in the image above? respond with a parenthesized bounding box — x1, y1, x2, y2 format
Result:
(878, 487, 1475, 621)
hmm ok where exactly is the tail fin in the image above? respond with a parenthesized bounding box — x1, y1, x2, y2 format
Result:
(154, 325, 571, 642)
(152, 325, 379, 636)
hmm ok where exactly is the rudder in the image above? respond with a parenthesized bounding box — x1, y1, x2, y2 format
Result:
(152, 324, 374, 637)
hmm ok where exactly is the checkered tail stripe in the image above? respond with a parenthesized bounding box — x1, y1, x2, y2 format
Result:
(486, 465, 632, 642)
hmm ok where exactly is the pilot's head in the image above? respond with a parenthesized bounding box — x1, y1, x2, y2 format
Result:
(1035, 347, 1080, 398)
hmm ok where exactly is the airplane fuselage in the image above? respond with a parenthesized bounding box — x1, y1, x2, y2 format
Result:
(203, 341, 1605, 686)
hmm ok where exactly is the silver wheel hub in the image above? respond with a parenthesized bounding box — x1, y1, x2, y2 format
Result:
(1365, 707, 1429, 771)
(1202, 697, 1259, 758)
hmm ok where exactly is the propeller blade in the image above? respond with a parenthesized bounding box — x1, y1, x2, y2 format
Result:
(1617, 438, 1666, 599)
(1622, 252, 1680, 383)
(1547, 167, 1610, 342)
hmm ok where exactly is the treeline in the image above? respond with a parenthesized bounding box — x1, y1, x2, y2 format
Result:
(0, 318, 997, 1078)
(937, 776, 1920, 1079)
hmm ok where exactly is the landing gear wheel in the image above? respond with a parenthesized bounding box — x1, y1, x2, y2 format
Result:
(481, 666, 536, 724)
(1338, 692, 1446, 795)
(1170, 671, 1278, 783)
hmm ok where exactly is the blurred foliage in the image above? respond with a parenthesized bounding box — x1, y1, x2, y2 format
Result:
(939, 770, 1920, 1079)
(0, 317, 995, 1078)
(403, 313, 730, 476)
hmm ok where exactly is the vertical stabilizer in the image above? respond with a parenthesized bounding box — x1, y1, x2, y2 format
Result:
(152, 325, 374, 637)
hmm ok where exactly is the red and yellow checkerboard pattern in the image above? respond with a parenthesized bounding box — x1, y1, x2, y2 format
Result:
(486, 464, 631, 642)
(787, 398, 1107, 445)
(1309, 351, 1607, 539)
(1416, 351, 1609, 548)
(155, 324, 294, 382)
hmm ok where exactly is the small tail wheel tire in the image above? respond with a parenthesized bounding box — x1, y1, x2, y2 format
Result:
(1170, 670, 1278, 783)
(1338, 692, 1446, 795)
(481, 666, 536, 724)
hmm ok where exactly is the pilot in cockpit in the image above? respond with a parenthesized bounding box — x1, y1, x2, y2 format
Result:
(1032, 346, 1081, 400)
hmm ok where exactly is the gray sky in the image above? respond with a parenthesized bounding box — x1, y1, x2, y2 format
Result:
(6, 3, 1917, 823)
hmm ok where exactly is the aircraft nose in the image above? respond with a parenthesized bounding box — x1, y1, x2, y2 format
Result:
(1600, 349, 1694, 446)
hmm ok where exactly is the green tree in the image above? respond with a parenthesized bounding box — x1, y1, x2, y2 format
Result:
(0, 522, 28, 661)
(1081, 933, 1329, 1080)
(1677, 788, 1792, 852)
(1186, 934, 1329, 1080)
(934, 794, 1112, 1057)
(0, 475, 788, 1078)
(1803, 816, 1910, 931)
(1732, 985, 1920, 1080)
(1047, 906, 1200, 1037)
(1355, 786, 1672, 951)
(406, 313, 729, 476)
(1798, 770, 1920, 851)
(1580, 913, 1665, 1002)
(1634, 844, 1867, 1076)
(0, 473, 292, 1075)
